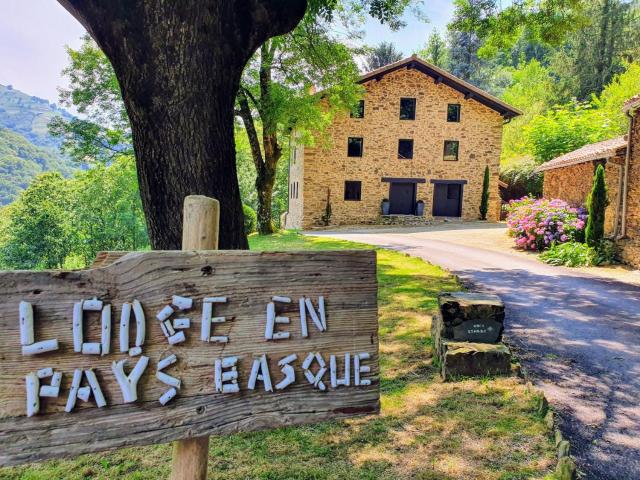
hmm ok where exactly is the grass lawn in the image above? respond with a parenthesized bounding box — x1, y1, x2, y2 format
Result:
(0, 231, 556, 480)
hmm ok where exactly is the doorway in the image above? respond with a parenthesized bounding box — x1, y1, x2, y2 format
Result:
(389, 182, 416, 214)
(432, 182, 463, 217)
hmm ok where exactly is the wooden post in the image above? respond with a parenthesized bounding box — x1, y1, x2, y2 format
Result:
(181, 195, 220, 250)
(170, 195, 220, 480)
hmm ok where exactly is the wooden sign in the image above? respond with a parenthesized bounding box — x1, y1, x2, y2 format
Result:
(0, 250, 378, 466)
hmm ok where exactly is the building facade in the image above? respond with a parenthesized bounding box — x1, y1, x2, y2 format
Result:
(537, 136, 627, 235)
(283, 56, 521, 230)
(619, 95, 640, 267)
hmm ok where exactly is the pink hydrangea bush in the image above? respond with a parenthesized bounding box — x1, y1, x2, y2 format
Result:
(505, 197, 587, 251)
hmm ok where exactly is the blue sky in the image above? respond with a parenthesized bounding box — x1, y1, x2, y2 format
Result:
(0, 1, 454, 104)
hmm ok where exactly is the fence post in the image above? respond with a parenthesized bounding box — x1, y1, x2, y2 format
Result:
(170, 195, 220, 480)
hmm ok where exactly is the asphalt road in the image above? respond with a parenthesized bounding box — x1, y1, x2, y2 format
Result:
(309, 226, 640, 480)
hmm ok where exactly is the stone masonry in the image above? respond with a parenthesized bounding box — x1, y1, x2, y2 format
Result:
(620, 105, 640, 267)
(542, 156, 624, 235)
(284, 59, 517, 229)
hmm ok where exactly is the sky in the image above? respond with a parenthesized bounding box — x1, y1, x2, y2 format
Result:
(0, 1, 454, 104)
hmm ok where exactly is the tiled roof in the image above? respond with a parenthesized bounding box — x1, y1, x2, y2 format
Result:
(536, 136, 628, 172)
(623, 93, 640, 112)
(358, 55, 522, 119)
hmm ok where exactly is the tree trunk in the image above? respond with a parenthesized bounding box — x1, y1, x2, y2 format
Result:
(57, 0, 306, 249)
(256, 174, 276, 234)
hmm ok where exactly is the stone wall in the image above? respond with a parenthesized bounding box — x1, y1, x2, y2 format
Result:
(285, 67, 504, 229)
(284, 140, 304, 229)
(542, 157, 623, 235)
(620, 108, 640, 267)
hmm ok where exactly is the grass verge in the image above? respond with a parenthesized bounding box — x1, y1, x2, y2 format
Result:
(0, 231, 556, 480)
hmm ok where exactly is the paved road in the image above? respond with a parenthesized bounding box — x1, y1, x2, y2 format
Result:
(309, 225, 640, 480)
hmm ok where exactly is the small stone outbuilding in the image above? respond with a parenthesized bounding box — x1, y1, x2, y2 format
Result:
(536, 136, 627, 234)
(537, 94, 640, 268)
(283, 56, 521, 229)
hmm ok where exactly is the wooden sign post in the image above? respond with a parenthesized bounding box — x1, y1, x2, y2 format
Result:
(0, 196, 379, 470)
(172, 195, 220, 480)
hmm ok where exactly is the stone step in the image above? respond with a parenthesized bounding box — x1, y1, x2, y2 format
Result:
(440, 341, 512, 380)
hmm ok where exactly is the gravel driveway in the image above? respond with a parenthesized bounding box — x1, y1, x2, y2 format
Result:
(308, 222, 640, 480)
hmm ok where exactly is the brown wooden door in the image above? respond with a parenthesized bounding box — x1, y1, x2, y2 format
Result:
(389, 182, 415, 214)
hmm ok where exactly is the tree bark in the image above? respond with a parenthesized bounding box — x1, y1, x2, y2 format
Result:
(57, 0, 306, 249)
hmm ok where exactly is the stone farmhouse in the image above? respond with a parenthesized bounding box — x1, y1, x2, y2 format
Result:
(283, 56, 521, 230)
(537, 94, 640, 268)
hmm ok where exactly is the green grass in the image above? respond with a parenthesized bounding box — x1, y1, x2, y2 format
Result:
(0, 231, 556, 480)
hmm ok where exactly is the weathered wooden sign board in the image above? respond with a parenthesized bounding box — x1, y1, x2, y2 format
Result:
(0, 250, 379, 466)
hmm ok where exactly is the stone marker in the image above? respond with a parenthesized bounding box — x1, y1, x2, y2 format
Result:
(441, 341, 512, 380)
(434, 292, 504, 343)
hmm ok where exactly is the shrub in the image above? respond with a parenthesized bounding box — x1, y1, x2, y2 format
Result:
(242, 204, 257, 235)
(479, 165, 490, 220)
(540, 240, 617, 267)
(540, 242, 598, 267)
(505, 197, 587, 251)
(585, 164, 608, 246)
(499, 158, 543, 202)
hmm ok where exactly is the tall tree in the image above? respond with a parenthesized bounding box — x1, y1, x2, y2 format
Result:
(550, 0, 638, 101)
(585, 164, 607, 246)
(56, 0, 307, 250)
(56, 0, 415, 250)
(365, 41, 403, 70)
(236, 16, 362, 234)
(447, 0, 496, 89)
(418, 30, 449, 68)
(49, 35, 132, 164)
(0, 173, 77, 269)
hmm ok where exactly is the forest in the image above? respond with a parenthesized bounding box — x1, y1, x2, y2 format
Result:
(1, 0, 639, 269)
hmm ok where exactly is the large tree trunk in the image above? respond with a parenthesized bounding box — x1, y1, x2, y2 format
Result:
(57, 0, 306, 249)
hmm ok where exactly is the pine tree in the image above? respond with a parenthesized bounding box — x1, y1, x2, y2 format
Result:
(585, 164, 608, 245)
(420, 30, 449, 68)
(479, 165, 490, 220)
(365, 42, 403, 71)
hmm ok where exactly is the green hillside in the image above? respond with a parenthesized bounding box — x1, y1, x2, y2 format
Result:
(0, 84, 72, 149)
(0, 128, 74, 205)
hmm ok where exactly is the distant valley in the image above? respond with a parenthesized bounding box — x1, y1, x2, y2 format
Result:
(0, 84, 76, 205)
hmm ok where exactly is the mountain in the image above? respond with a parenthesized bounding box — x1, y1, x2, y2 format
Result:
(0, 84, 72, 149)
(0, 84, 76, 205)
(0, 128, 74, 205)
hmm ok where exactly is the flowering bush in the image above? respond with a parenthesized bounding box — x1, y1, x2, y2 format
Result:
(505, 197, 587, 251)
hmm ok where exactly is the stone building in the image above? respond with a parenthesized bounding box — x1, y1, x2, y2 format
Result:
(536, 136, 627, 234)
(619, 95, 640, 267)
(283, 56, 521, 229)
(536, 94, 640, 268)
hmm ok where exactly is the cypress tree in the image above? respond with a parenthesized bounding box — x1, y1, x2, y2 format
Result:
(479, 165, 490, 220)
(585, 164, 608, 245)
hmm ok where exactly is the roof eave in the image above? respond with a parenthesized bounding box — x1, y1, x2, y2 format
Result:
(358, 56, 522, 119)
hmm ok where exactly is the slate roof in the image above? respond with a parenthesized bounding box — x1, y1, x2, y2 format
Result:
(536, 136, 628, 172)
(358, 56, 522, 119)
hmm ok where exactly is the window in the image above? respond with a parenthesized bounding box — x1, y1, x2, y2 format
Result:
(398, 139, 414, 159)
(447, 104, 461, 122)
(344, 181, 362, 201)
(400, 97, 416, 120)
(443, 140, 459, 161)
(348, 137, 363, 157)
(350, 100, 365, 119)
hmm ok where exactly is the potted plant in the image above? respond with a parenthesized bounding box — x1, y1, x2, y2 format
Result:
(381, 198, 390, 215)
(415, 199, 425, 216)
